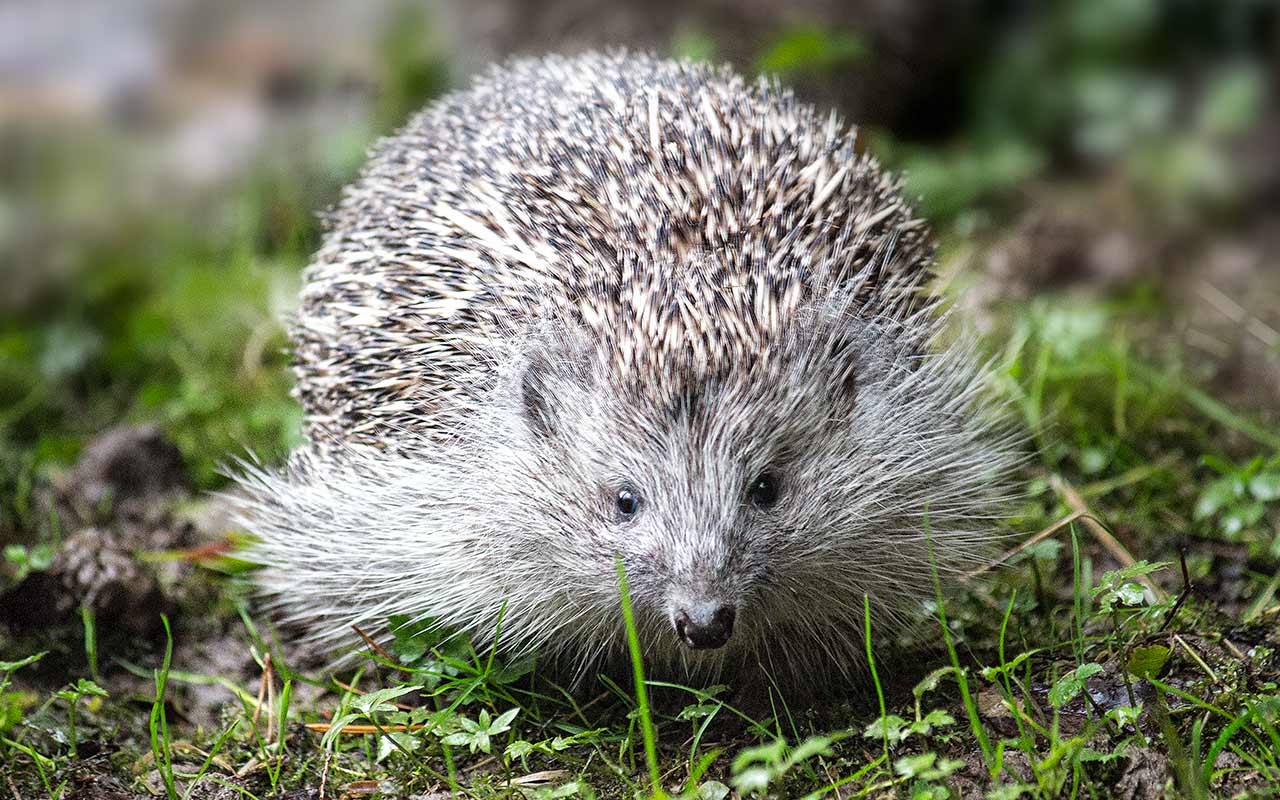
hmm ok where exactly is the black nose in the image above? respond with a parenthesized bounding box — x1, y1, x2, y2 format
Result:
(673, 604, 735, 649)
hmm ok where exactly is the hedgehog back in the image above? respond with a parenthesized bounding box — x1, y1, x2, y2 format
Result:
(293, 52, 930, 450)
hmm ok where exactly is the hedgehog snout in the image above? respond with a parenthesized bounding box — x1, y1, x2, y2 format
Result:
(671, 602, 736, 650)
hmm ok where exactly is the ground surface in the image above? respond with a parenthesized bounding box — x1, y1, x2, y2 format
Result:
(2, 3, 1279, 798)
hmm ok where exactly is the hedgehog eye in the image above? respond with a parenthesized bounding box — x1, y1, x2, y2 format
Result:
(615, 487, 642, 519)
(747, 473, 780, 509)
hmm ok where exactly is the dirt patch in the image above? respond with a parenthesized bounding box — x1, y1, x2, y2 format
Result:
(1, 424, 259, 732)
(1, 425, 195, 638)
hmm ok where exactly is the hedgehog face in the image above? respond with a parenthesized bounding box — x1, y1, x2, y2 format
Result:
(506, 309, 933, 676)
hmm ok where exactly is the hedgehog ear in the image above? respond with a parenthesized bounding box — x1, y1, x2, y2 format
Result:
(516, 332, 597, 438)
(520, 352, 558, 438)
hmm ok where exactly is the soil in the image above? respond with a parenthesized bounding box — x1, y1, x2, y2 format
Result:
(1, 425, 260, 733)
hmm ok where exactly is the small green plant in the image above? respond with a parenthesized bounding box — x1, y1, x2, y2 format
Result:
(1195, 455, 1280, 555)
(1047, 662, 1103, 709)
(1090, 561, 1168, 616)
(863, 708, 958, 747)
(442, 707, 519, 754)
(729, 735, 835, 797)
(893, 751, 965, 798)
(53, 678, 107, 758)
(149, 615, 178, 800)
(0, 652, 45, 737)
(320, 684, 418, 751)
(2, 543, 54, 584)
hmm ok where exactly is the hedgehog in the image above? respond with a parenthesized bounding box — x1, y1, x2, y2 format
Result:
(234, 52, 1018, 694)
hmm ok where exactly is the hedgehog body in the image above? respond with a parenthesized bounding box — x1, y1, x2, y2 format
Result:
(236, 52, 1017, 692)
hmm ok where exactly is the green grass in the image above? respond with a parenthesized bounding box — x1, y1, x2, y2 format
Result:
(2, 370, 1276, 799)
(150, 615, 177, 799)
(616, 558, 664, 797)
(2, 372, 1277, 796)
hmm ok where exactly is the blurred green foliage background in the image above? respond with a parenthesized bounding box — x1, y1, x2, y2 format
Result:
(1, 0, 1276, 534)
